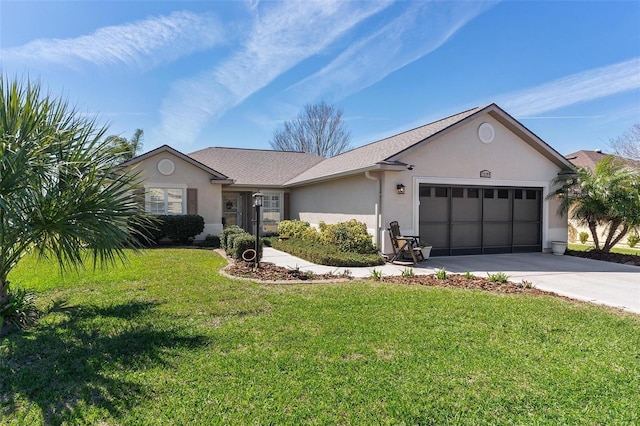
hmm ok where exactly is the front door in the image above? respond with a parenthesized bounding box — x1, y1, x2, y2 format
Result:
(223, 193, 245, 229)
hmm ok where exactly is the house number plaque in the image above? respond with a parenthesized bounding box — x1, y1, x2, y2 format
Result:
(480, 170, 491, 178)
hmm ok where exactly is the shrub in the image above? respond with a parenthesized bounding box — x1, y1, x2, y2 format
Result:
(627, 233, 639, 248)
(226, 232, 247, 256)
(196, 234, 221, 248)
(277, 220, 312, 239)
(579, 231, 589, 244)
(162, 215, 205, 244)
(272, 238, 384, 267)
(435, 268, 447, 280)
(568, 225, 578, 243)
(319, 219, 377, 254)
(221, 226, 244, 251)
(232, 234, 262, 262)
(129, 216, 163, 246)
(488, 272, 510, 283)
(1, 287, 39, 335)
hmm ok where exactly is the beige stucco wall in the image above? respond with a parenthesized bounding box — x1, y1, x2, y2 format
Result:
(289, 174, 379, 237)
(377, 113, 567, 253)
(128, 151, 224, 238)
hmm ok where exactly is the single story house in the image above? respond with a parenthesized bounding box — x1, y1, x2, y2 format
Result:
(122, 103, 574, 256)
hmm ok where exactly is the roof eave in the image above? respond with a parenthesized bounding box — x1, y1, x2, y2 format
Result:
(284, 162, 407, 187)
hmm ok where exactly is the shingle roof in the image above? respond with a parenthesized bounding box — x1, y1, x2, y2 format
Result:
(188, 147, 325, 186)
(284, 106, 485, 185)
(565, 150, 640, 170)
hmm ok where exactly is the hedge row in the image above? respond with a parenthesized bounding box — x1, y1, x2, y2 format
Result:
(271, 238, 384, 267)
(277, 219, 378, 255)
(133, 215, 204, 245)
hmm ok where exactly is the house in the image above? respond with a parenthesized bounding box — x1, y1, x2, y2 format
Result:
(122, 103, 575, 256)
(564, 149, 640, 246)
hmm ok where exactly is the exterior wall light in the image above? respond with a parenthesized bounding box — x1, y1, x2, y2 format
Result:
(396, 184, 406, 195)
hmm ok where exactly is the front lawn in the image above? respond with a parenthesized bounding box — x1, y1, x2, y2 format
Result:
(2, 249, 639, 424)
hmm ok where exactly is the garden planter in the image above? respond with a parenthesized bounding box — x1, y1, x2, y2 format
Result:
(551, 241, 567, 255)
(421, 246, 432, 259)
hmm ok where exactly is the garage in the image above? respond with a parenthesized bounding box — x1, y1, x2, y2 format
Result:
(419, 184, 542, 256)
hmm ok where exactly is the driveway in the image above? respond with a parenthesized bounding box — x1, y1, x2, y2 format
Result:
(423, 252, 640, 315)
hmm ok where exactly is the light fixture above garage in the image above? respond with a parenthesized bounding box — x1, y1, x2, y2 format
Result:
(396, 184, 406, 195)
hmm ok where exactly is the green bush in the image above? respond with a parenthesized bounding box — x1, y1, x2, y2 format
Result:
(162, 215, 205, 244)
(1, 287, 39, 334)
(226, 232, 247, 256)
(277, 220, 312, 239)
(319, 219, 377, 254)
(272, 238, 384, 267)
(579, 231, 589, 244)
(130, 215, 204, 245)
(221, 226, 244, 251)
(232, 234, 262, 262)
(627, 233, 639, 248)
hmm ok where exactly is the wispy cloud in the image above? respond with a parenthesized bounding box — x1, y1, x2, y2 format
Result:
(283, 1, 498, 103)
(157, 0, 393, 146)
(500, 57, 640, 116)
(0, 11, 225, 71)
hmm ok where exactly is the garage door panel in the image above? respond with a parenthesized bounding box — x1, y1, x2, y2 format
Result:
(419, 184, 541, 256)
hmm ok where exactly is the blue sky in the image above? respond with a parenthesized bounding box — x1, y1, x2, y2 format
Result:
(1, 0, 638, 156)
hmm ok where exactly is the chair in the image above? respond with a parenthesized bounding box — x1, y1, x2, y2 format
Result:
(388, 221, 425, 264)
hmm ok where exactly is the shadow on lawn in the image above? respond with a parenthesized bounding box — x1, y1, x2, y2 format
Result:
(1, 300, 209, 424)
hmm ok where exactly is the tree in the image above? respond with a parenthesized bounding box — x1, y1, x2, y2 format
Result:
(0, 76, 149, 307)
(550, 156, 640, 252)
(270, 101, 351, 157)
(106, 128, 144, 164)
(609, 123, 640, 161)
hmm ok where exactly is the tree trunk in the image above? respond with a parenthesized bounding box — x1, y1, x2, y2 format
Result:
(0, 277, 9, 307)
(603, 222, 628, 253)
(588, 221, 600, 250)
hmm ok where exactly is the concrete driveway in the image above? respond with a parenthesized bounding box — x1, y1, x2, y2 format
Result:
(423, 253, 640, 315)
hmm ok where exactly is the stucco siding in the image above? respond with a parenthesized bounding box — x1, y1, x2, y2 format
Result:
(129, 151, 223, 238)
(290, 174, 379, 234)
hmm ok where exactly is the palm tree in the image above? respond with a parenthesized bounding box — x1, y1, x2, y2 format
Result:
(0, 76, 149, 305)
(551, 156, 640, 252)
(106, 128, 144, 164)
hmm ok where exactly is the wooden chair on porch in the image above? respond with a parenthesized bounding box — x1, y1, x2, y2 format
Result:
(388, 221, 425, 264)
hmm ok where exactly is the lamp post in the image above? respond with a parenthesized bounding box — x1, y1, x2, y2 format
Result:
(252, 192, 263, 268)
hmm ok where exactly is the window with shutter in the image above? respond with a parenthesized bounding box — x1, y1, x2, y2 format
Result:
(187, 188, 198, 215)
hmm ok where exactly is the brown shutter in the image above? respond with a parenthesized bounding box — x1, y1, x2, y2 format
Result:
(187, 188, 198, 215)
(283, 192, 290, 220)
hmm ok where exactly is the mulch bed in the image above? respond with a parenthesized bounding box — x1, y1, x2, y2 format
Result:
(566, 249, 640, 266)
(224, 261, 554, 296)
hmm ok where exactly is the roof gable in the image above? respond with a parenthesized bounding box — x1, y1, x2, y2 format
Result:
(285, 103, 574, 186)
(120, 145, 230, 181)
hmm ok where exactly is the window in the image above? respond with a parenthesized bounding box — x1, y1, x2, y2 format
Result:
(497, 189, 509, 199)
(146, 187, 184, 215)
(435, 187, 448, 198)
(452, 187, 464, 198)
(261, 193, 281, 223)
(467, 188, 480, 198)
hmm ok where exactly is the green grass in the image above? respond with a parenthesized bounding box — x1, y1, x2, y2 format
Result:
(569, 243, 640, 256)
(2, 249, 639, 424)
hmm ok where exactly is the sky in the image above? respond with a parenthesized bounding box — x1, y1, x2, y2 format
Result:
(1, 0, 639, 157)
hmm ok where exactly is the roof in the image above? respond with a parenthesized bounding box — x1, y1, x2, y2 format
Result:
(285, 103, 575, 186)
(565, 150, 640, 170)
(188, 147, 325, 187)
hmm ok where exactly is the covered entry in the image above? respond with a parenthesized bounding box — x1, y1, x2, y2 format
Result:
(419, 184, 542, 256)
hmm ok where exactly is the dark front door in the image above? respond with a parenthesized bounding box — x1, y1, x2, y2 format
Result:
(419, 185, 542, 256)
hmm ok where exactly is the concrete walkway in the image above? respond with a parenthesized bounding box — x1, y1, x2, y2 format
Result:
(262, 247, 640, 314)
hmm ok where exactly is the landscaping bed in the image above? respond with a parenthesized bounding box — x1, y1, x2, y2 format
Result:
(567, 249, 640, 266)
(225, 262, 556, 297)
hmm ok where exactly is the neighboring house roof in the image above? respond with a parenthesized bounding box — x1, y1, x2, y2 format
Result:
(120, 144, 232, 182)
(285, 103, 574, 186)
(188, 147, 325, 187)
(565, 150, 640, 170)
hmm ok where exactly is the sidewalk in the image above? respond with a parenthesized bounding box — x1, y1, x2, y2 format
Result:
(262, 247, 435, 278)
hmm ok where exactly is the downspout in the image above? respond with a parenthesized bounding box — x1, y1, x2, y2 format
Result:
(364, 171, 382, 251)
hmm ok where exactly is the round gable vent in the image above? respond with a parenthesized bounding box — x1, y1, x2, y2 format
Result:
(478, 122, 495, 144)
(157, 158, 175, 175)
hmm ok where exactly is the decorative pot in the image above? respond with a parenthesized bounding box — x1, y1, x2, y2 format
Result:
(551, 241, 567, 255)
(421, 246, 432, 259)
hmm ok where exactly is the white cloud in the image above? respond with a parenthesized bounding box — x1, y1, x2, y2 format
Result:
(283, 1, 498, 103)
(157, 0, 393, 146)
(0, 11, 224, 71)
(500, 57, 640, 116)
